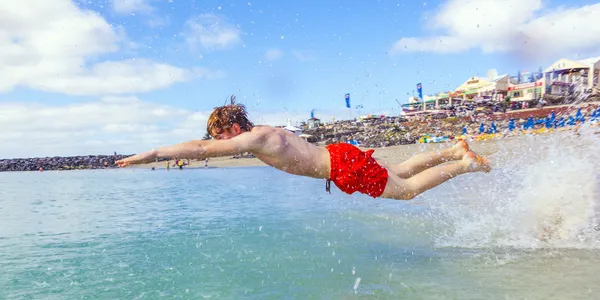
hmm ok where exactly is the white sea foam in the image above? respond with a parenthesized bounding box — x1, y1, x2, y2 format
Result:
(432, 125, 600, 249)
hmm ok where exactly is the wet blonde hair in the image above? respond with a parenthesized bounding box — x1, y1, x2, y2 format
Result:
(207, 95, 254, 137)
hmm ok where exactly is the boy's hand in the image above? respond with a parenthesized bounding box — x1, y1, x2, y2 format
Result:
(115, 150, 156, 167)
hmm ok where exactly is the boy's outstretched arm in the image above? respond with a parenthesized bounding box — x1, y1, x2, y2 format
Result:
(115, 133, 261, 167)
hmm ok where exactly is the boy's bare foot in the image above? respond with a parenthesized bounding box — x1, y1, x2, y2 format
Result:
(463, 151, 491, 173)
(449, 140, 470, 160)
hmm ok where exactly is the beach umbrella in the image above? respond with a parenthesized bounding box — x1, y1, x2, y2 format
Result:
(488, 122, 497, 134)
(526, 116, 534, 129)
(575, 108, 583, 122)
(567, 116, 576, 126)
(479, 123, 485, 133)
(462, 127, 467, 135)
(545, 117, 553, 129)
(591, 107, 600, 122)
(508, 119, 516, 131)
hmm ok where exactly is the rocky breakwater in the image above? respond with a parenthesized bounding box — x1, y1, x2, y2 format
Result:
(0, 155, 133, 172)
(305, 117, 417, 147)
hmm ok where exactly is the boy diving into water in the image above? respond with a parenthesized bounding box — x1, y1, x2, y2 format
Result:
(116, 97, 491, 200)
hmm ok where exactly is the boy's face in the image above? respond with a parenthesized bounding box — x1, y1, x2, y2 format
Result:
(213, 123, 242, 140)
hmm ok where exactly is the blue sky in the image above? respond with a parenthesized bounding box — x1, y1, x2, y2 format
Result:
(1, 0, 599, 158)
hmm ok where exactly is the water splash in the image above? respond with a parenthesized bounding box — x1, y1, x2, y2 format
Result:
(431, 125, 600, 250)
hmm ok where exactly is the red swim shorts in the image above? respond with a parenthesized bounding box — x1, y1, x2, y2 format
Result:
(325, 143, 389, 198)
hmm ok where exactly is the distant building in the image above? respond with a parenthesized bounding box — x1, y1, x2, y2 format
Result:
(307, 117, 321, 129)
(506, 79, 544, 103)
(284, 119, 303, 136)
(359, 114, 385, 121)
(544, 56, 600, 96)
(284, 125, 303, 135)
(453, 74, 510, 104)
(402, 73, 510, 112)
(403, 95, 438, 111)
(506, 56, 600, 104)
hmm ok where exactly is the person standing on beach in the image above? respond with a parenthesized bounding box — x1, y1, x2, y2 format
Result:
(116, 96, 491, 200)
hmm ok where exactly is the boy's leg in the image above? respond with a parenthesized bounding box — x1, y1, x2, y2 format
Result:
(379, 151, 490, 200)
(386, 140, 470, 178)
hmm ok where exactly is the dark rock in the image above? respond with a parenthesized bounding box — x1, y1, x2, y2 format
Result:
(0, 154, 135, 172)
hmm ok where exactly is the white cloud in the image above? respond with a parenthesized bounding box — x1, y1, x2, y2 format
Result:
(0, 97, 341, 159)
(112, 0, 154, 14)
(0, 97, 203, 158)
(292, 50, 317, 62)
(0, 0, 207, 96)
(183, 14, 242, 52)
(264, 49, 283, 61)
(391, 0, 600, 60)
(111, 0, 170, 28)
(28, 60, 222, 96)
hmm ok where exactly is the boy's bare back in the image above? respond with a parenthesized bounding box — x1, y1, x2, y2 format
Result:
(238, 126, 331, 179)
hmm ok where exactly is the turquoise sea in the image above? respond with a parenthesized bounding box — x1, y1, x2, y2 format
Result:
(1, 132, 600, 299)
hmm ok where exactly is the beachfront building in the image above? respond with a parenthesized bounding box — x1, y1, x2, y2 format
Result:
(283, 119, 303, 136)
(307, 117, 321, 129)
(506, 70, 545, 105)
(452, 74, 510, 104)
(402, 95, 438, 112)
(543, 56, 600, 96)
(359, 114, 386, 121)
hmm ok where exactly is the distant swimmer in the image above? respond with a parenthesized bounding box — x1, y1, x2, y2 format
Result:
(116, 96, 491, 200)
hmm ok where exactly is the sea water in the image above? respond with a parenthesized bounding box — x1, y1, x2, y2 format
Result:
(1, 129, 599, 299)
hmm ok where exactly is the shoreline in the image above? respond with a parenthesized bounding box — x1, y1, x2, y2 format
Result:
(1, 130, 592, 173)
(2, 103, 597, 173)
(131, 125, 597, 171)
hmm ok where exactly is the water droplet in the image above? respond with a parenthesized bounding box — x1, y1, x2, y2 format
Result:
(353, 277, 361, 290)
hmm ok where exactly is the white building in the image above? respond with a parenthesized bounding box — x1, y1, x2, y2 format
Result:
(453, 74, 510, 103)
(307, 117, 321, 129)
(544, 56, 600, 95)
(284, 119, 303, 135)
